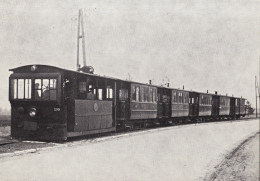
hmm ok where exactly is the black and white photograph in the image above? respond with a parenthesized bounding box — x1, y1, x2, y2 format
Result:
(0, 1, 259, 180)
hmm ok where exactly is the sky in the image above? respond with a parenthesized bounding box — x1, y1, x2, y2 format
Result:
(0, 0, 259, 110)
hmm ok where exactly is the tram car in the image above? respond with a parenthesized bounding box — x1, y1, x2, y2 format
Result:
(9, 64, 246, 140)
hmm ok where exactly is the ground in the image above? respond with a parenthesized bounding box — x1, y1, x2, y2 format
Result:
(205, 132, 259, 181)
(0, 119, 259, 181)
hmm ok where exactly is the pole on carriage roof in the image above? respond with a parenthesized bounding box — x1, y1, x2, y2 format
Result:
(76, 9, 87, 71)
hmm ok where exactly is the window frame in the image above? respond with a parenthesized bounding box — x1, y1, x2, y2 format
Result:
(9, 73, 61, 103)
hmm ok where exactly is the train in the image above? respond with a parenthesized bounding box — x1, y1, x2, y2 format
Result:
(9, 64, 246, 140)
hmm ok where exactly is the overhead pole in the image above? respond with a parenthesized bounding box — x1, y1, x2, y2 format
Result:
(80, 9, 87, 67)
(76, 9, 80, 70)
(76, 9, 87, 71)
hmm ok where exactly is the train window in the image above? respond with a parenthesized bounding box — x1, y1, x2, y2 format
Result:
(145, 87, 148, 102)
(35, 79, 42, 100)
(35, 79, 57, 101)
(25, 79, 32, 99)
(106, 88, 113, 99)
(98, 89, 103, 100)
(149, 88, 152, 102)
(152, 88, 156, 102)
(183, 93, 188, 103)
(145, 87, 149, 102)
(172, 91, 177, 103)
(79, 82, 87, 93)
(132, 86, 136, 101)
(141, 87, 145, 102)
(136, 86, 140, 102)
(119, 89, 128, 100)
(88, 85, 93, 93)
(179, 92, 183, 104)
(86, 85, 96, 100)
(18, 79, 25, 99)
(11, 79, 32, 100)
(162, 95, 168, 103)
(10, 79, 17, 99)
(183, 93, 186, 103)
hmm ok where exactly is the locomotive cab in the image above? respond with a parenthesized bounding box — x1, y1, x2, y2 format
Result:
(9, 65, 65, 140)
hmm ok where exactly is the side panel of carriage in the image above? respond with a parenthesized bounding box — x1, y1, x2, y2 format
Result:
(65, 72, 116, 137)
(198, 94, 212, 116)
(130, 83, 157, 120)
(219, 96, 230, 116)
(171, 90, 189, 118)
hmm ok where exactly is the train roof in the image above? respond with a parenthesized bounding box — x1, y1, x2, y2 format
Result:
(9, 64, 245, 99)
(9, 64, 181, 89)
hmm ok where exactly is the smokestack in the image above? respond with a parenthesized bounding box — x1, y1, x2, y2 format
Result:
(183, 85, 184, 90)
(207, 90, 208, 93)
(215, 91, 218, 95)
(149, 80, 152, 85)
(226, 93, 228, 96)
(167, 83, 169, 87)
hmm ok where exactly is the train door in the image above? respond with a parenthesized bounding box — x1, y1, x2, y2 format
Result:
(212, 95, 220, 117)
(158, 88, 171, 118)
(230, 97, 235, 118)
(189, 92, 199, 117)
(117, 82, 130, 122)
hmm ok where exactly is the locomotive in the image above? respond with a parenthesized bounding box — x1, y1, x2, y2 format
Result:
(9, 64, 246, 140)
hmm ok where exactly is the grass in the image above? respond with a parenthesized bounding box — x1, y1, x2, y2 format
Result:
(0, 115, 11, 127)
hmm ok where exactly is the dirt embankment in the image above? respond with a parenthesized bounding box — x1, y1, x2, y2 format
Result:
(205, 132, 259, 181)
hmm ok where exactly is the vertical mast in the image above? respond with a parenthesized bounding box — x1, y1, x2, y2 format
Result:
(76, 10, 80, 70)
(76, 9, 87, 70)
(81, 9, 87, 67)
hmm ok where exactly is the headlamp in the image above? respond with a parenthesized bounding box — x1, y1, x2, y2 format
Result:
(31, 65, 37, 72)
(29, 108, 37, 117)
